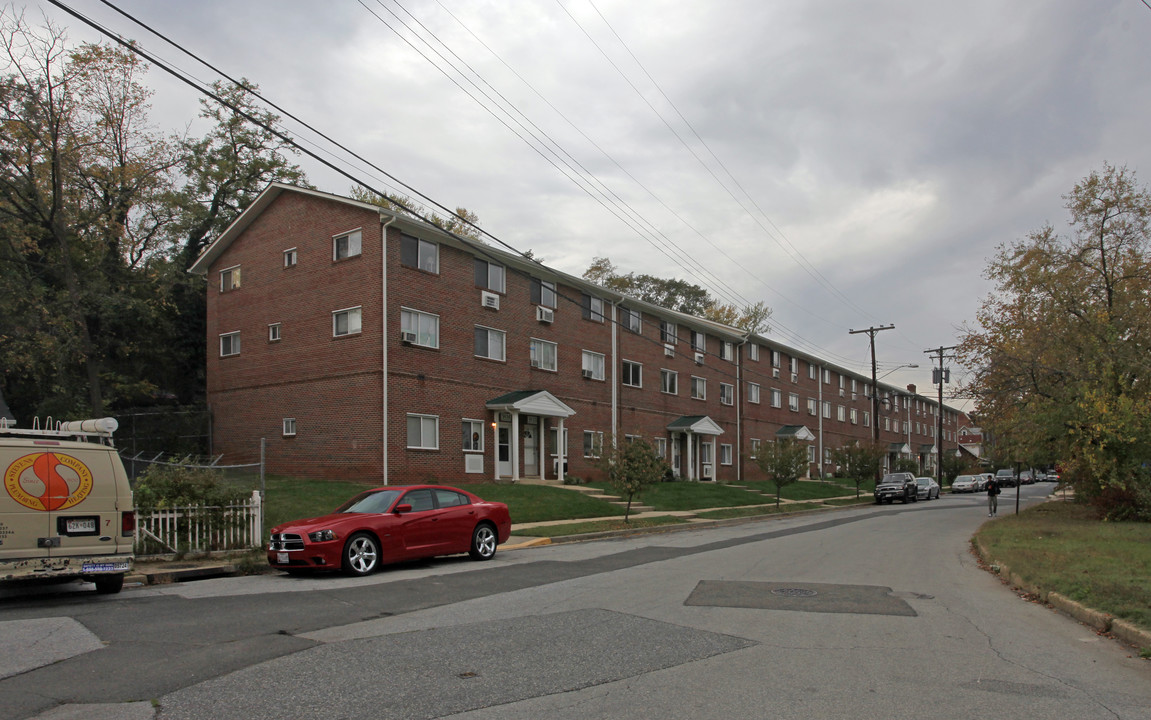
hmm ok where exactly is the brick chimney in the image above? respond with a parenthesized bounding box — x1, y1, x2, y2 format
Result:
(906, 384, 917, 394)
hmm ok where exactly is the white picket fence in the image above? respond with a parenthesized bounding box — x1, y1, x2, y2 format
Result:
(135, 490, 263, 556)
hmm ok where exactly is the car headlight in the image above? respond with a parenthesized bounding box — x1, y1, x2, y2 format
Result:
(308, 529, 337, 542)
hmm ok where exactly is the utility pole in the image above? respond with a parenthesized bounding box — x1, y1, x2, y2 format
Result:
(850, 325, 895, 447)
(924, 345, 957, 490)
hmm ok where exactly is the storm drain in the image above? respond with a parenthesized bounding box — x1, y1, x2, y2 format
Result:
(686, 581, 918, 617)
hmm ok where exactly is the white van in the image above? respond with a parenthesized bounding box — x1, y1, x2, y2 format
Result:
(1, 418, 135, 594)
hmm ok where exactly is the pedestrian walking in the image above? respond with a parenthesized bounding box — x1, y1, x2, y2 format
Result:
(986, 476, 1000, 517)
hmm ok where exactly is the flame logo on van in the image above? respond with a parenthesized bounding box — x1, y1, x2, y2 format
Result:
(4, 453, 94, 511)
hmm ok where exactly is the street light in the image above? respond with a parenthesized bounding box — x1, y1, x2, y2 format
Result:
(878, 363, 918, 381)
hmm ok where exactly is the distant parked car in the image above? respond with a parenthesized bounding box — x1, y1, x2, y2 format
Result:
(994, 469, 1017, 488)
(915, 476, 940, 500)
(951, 475, 979, 493)
(267, 484, 512, 576)
(1019, 470, 1036, 485)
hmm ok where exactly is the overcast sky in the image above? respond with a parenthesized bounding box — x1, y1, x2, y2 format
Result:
(34, 0, 1151, 409)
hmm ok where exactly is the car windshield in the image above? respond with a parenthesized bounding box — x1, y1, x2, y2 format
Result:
(336, 489, 403, 514)
(956, 476, 973, 482)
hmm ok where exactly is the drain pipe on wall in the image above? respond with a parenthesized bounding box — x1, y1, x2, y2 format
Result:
(380, 212, 395, 485)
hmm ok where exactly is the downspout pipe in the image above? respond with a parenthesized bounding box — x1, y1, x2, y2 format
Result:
(380, 212, 395, 484)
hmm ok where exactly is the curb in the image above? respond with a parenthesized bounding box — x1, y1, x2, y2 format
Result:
(973, 537, 1150, 655)
(126, 563, 237, 586)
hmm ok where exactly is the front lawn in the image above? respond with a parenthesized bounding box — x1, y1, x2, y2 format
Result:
(740, 480, 856, 501)
(467, 483, 625, 523)
(587, 481, 769, 511)
(975, 500, 1151, 632)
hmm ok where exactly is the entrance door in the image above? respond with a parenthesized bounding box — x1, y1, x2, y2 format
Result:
(497, 424, 512, 477)
(671, 438, 681, 477)
(523, 417, 539, 477)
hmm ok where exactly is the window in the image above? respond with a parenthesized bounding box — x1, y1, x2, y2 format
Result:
(863, 412, 870, 427)
(823, 369, 831, 384)
(581, 293, 605, 322)
(824, 447, 832, 465)
(583, 430, 603, 458)
(220, 265, 240, 292)
(700, 442, 713, 465)
(462, 420, 484, 452)
(850, 408, 858, 425)
(333, 229, 362, 260)
(474, 258, 505, 293)
(748, 383, 761, 404)
(720, 383, 734, 405)
(333, 306, 363, 337)
(822, 401, 831, 419)
(400, 233, 438, 272)
(884, 417, 891, 431)
(691, 330, 705, 352)
(549, 427, 569, 456)
(771, 388, 782, 408)
(771, 350, 781, 368)
(400, 308, 436, 346)
(268, 323, 281, 342)
(407, 414, 438, 449)
(750, 438, 761, 459)
(622, 360, 642, 387)
(790, 357, 798, 375)
(282, 418, 296, 437)
(807, 445, 816, 463)
(837, 405, 846, 422)
(621, 308, 642, 334)
(582, 350, 605, 380)
(531, 278, 557, 308)
(220, 331, 240, 357)
(283, 248, 297, 267)
(809, 362, 817, 380)
(530, 338, 557, 371)
(661, 321, 678, 344)
(720, 341, 734, 361)
(720, 444, 733, 465)
(691, 376, 706, 400)
(661, 369, 678, 395)
(807, 397, 817, 415)
(748, 343, 759, 361)
(625, 434, 641, 444)
(654, 437, 667, 458)
(474, 326, 506, 361)
(789, 393, 799, 412)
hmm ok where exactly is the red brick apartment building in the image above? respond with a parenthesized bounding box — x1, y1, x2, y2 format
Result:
(190, 184, 970, 484)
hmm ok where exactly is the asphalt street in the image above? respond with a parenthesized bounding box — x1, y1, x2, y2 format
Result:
(2, 484, 1148, 720)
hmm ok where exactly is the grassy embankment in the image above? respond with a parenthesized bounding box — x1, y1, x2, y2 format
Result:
(975, 500, 1151, 633)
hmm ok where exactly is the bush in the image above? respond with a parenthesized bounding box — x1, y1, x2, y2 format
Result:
(133, 464, 248, 512)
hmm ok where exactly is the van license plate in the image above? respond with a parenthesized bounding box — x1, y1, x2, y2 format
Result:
(277, 553, 289, 564)
(67, 518, 97, 533)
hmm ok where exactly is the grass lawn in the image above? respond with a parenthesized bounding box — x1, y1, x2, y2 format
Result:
(587, 481, 769, 511)
(975, 500, 1151, 632)
(740, 480, 856, 501)
(258, 475, 378, 532)
(512, 515, 687, 537)
(464, 483, 625, 523)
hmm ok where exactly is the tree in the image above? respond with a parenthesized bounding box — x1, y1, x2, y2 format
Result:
(595, 435, 668, 522)
(752, 438, 808, 508)
(582, 256, 771, 333)
(959, 164, 1151, 520)
(830, 441, 886, 498)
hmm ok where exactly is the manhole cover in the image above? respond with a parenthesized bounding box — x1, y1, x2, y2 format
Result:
(771, 587, 818, 597)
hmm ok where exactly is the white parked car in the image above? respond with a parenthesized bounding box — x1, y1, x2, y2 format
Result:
(951, 475, 979, 493)
(915, 476, 941, 500)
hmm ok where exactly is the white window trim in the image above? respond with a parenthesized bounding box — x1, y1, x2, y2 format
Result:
(583, 430, 604, 459)
(771, 388, 782, 409)
(530, 337, 558, 372)
(789, 393, 799, 412)
(748, 343, 759, 361)
(474, 325, 506, 361)
(406, 413, 439, 450)
(283, 248, 298, 267)
(720, 383, 734, 406)
(400, 306, 438, 347)
(748, 383, 761, 405)
(463, 418, 485, 452)
(622, 359, 642, 388)
(332, 228, 363, 261)
(219, 331, 240, 357)
(691, 376, 706, 400)
(661, 368, 678, 395)
(268, 323, 281, 342)
(219, 265, 240, 292)
(720, 444, 733, 465)
(282, 418, 296, 437)
(333, 306, 363, 337)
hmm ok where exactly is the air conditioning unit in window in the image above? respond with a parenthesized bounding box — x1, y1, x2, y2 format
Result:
(772, 368, 780, 378)
(536, 306, 554, 323)
(400, 330, 417, 344)
(664, 344, 675, 357)
(791, 373, 798, 383)
(582, 369, 595, 378)
(839, 389, 845, 397)
(481, 291, 500, 310)
(530, 358, 541, 368)
(694, 352, 704, 365)
(701, 464, 713, 479)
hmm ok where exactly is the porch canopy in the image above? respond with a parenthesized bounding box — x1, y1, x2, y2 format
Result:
(775, 424, 816, 441)
(666, 415, 723, 481)
(889, 442, 911, 454)
(918, 443, 937, 455)
(485, 390, 575, 482)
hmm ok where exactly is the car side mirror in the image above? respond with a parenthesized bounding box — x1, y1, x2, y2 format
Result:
(394, 503, 413, 514)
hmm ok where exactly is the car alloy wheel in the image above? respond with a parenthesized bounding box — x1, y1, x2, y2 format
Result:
(469, 523, 498, 561)
(342, 533, 380, 576)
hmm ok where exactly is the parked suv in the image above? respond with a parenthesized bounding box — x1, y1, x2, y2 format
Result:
(994, 468, 1017, 488)
(874, 472, 918, 504)
(1, 418, 135, 594)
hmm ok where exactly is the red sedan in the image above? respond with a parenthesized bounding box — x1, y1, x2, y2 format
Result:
(267, 484, 512, 576)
